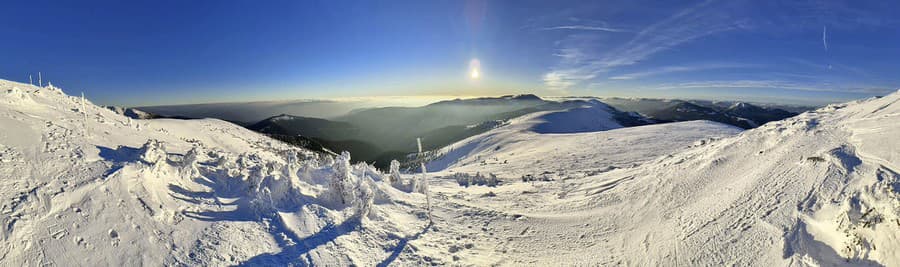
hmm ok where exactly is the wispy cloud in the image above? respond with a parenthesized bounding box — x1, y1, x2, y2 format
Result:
(652, 80, 820, 91)
(543, 70, 596, 93)
(542, 0, 751, 92)
(822, 26, 828, 50)
(649, 80, 895, 94)
(540, 25, 629, 33)
(608, 63, 760, 80)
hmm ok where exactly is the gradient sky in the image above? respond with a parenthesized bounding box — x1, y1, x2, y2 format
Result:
(1, 0, 899, 106)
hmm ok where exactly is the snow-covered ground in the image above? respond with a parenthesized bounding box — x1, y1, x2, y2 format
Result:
(426, 101, 742, 176)
(409, 102, 745, 265)
(2, 78, 898, 266)
(0, 80, 430, 266)
(414, 89, 900, 265)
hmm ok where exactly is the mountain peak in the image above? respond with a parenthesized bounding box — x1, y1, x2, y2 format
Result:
(429, 94, 546, 106)
(506, 94, 542, 101)
(727, 101, 763, 111)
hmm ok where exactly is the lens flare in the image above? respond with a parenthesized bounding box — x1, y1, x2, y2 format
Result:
(469, 58, 481, 80)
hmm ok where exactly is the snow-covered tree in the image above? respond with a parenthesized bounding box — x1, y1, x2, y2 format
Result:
(388, 160, 402, 184)
(180, 145, 202, 176)
(330, 152, 352, 205)
(282, 150, 299, 180)
(139, 139, 167, 164)
(328, 152, 374, 219)
(386, 159, 413, 192)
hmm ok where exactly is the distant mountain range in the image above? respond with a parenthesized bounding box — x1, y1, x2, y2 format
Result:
(105, 106, 162, 119)
(245, 95, 567, 168)
(130, 95, 809, 169)
(600, 98, 808, 129)
(247, 95, 664, 168)
(135, 99, 382, 125)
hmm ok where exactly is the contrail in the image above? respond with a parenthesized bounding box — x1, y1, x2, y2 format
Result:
(822, 26, 828, 51)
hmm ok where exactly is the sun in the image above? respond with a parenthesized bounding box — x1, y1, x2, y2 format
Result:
(469, 58, 481, 80)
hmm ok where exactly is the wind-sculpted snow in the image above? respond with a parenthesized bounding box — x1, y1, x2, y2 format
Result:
(0, 80, 430, 266)
(3, 78, 898, 266)
(415, 90, 899, 265)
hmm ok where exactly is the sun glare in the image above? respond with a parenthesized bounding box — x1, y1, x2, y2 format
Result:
(469, 58, 481, 80)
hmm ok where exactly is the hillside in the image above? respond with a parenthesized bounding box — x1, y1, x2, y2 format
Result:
(247, 97, 654, 169)
(333, 94, 554, 152)
(137, 99, 374, 124)
(4, 77, 897, 266)
(590, 91, 900, 265)
(246, 114, 360, 139)
(105, 106, 159, 119)
(245, 95, 571, 168)
(602, 97, 799, 129)
(0, 80, 430, 266)
(725, 101, 797, 126)
(425, 99, 710, 172)
(414, 90, 900, 265)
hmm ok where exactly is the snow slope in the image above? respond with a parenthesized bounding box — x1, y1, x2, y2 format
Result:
(396, 101, 743, 265)
(4, 76, 897, 266)
(593, 91, 900, 266)
(0, 80, 430, 266)
(426, 100, 741, 173)
(414, 91, 900, 266)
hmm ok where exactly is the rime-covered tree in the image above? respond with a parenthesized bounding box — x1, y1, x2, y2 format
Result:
(329, 152, 374, 218)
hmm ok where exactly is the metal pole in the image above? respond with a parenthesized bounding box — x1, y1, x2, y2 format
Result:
(82, 92, 90, 137)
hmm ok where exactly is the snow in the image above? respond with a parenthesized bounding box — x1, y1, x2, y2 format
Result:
(0, 80, 429, 266)
(734, 116, 760, 128)
(426, 100, 741, 173)
(2, 77, 898, 266)
(416, 90, 900, 266)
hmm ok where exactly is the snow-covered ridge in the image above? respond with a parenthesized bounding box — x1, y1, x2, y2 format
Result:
(0, 80, 428, 265)
(560, 90, 900, 265)
(416, 90, 898, 266)
(425, 98, 742, 172)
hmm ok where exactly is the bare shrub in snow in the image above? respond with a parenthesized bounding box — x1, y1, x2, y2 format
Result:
(522, 173, 553, 182)
(454, 172, 500, 187)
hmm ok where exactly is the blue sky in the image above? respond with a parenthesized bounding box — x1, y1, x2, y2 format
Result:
(1, 0, 898, 106)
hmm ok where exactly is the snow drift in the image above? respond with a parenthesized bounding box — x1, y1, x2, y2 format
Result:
(0, 80, 428, 266)
(417, 90, 898, 266)
(532, 91, 900, 265)
(3, 77, 898, 266)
